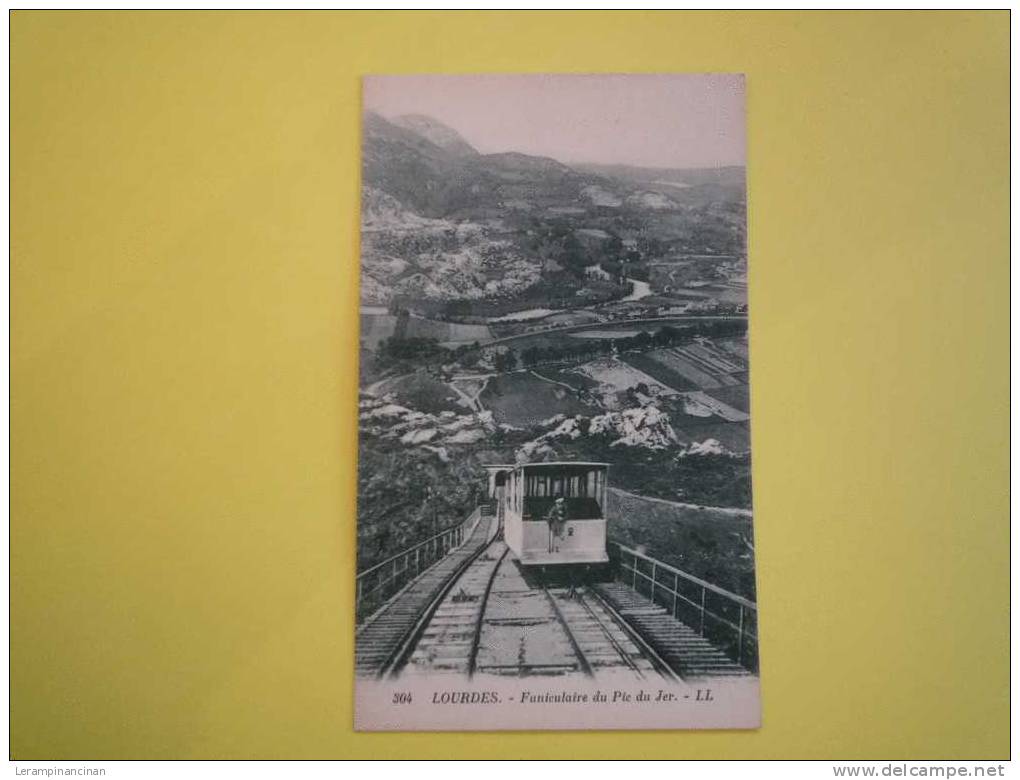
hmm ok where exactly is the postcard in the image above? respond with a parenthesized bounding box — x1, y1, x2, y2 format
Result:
(355, 74, 759, 730)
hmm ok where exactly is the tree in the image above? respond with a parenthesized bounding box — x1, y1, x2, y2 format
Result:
(394, 308, 410, 340)
(605, 234, 624, 261)
(442, 300, 473, 319)
(559, 232, 587, 274)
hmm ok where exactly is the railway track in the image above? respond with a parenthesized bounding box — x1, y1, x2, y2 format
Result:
(393, 544, 677, 681)
(470, 550, 584, 677)
(354, 509, 498, 678)
(359, 516, 747, 681)
(591, 582, 751, 679)
(542, 585, 679, 681)
(404, 540, 509, 676)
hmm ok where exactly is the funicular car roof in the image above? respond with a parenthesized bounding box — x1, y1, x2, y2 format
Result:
(482, 462, 609, 473)
(518, 461, 609, 471)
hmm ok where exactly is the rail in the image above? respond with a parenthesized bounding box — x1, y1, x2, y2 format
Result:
(610, 542, 758, 672)
(466, 546, 510, 679)
(542, 587, 594, 677)
(579, 587, 679, 682)
(355, 505, 490, 624)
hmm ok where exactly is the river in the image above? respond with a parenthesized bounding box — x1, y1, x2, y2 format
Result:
(622, 277, 652, 302)
(360, 277, 653, 323)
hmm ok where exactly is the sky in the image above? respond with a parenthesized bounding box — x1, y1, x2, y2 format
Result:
(363, 74, 745, 169)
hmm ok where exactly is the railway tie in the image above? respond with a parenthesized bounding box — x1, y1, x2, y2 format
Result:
(592, 582, 750, 679)
(355, 511, 498, 677)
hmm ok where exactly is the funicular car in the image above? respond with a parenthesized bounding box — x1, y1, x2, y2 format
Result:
(485, 461, 610, 566)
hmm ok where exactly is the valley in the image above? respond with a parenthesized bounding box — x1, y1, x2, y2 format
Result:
(357, 110, 752, 590)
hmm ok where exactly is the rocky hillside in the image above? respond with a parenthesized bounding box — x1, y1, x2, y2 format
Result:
(391, 114, 479, 157)
(363, 111, 603, 219)
(358, 380, 752, 572)
(361, 186, 540, 303)
(361, 112, 748, 309)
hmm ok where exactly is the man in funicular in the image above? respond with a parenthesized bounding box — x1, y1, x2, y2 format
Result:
(545, 496, 580, 598)
(544, 496, 567, 540)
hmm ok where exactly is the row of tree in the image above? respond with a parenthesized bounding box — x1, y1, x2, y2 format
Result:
(511, 321, 744, 369)
(375, 320, 746, 373)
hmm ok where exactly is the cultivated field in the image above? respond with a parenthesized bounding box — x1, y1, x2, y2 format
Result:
(631, 341, 746, 391)
(569, 329, 644, 339)
(680, 391, 749, 422)
(434, 321, 494, 346)
(539, 311, 603, 328)
(717, 336, 749, 361)
(678, 421, 750, 453)
(480, 372, 598, 427)
(360, 312, 397, 349)
(703, 384, 751, 414)
(685, 341, 745, 373)
(575, 357, 681, 402)
(369, 372, 464, 414)
(528, 366, 601, 393)
(620, 352, 700, 391)
(358, 311, 492, 349)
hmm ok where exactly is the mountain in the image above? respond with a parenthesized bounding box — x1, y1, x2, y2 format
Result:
(573, 162, 745, 188)
(360, 111, 747, 306)
(391, 114, 479, 157)
(481, 151, 573, 174)
(573, 162, 746, 210)
(360, 185, 539, 303)
(363, 112, 605, 219)
(363, 111, 473, 217)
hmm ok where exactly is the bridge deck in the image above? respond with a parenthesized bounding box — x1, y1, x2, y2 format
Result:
(592, 582, 750, 679)
(355, 510, 497, 676)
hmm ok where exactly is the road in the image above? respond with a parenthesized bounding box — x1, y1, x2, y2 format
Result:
(480, 315, 747, 348)
(608, 487, 753, 518)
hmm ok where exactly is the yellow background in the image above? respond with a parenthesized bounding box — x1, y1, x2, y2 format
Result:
(11, 11, 1009, 759)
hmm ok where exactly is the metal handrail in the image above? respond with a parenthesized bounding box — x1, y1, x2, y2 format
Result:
(355, 506, 488, 623)
(610, 542, 758, 670)
(613, 543, 757, 610)
(358, 515, 470, 581)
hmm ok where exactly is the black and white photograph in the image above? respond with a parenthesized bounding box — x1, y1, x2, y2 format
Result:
(10, 8, 1008, 764)
(354, 74, 759, 730)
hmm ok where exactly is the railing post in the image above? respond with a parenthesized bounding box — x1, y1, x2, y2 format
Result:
(415, 547, 420, 574)
(737, 606, 745, 666)
(699, 587, 706, 635)
(356, 578, 363, 618)
(580, 543, 756, 669)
